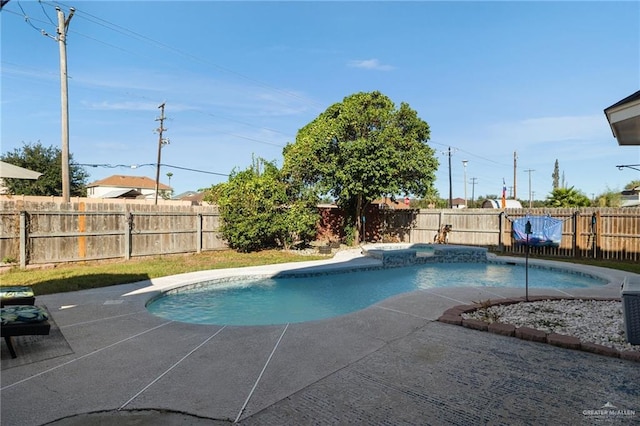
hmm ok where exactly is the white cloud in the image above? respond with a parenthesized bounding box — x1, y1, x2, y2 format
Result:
(347, 59, 395, 71)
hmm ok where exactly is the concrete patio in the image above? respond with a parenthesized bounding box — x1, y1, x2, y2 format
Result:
(1, 250, 638, 425)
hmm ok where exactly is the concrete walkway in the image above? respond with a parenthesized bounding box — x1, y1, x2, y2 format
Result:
(1, 251, 638, 425)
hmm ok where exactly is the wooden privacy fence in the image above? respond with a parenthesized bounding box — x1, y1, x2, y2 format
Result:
(1, 198, 639, 268)
(0, 199, 225, 268)
(406, 207, 640, 262)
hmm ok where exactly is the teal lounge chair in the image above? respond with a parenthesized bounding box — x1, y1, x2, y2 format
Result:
(0, 286, 35, 307)
(1, 305, 51, 359)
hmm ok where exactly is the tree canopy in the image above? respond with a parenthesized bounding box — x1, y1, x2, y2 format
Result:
(625, 180, 640, 190)
(545, 186, 591, 208)
(552, 159, 560, 190)
(1, 141, 88, 196)
(282, 91, 437, 243)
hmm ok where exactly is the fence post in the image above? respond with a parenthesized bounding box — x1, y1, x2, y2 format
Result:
(572, 210, 579, 258)
(19, 211, 27, 269)
(595, 210, 602, 260)
(78, 201, 86, 260)
(498, 211, 504, 252)
(197, 213, 203, 253)
(124, 212, 132, 260)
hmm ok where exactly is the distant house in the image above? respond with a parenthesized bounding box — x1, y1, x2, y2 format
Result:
(172, 191, 211, 205)
(372, 197, 413, 210)
(482, 199, 523, 209)
(621, 186, 640, 207)
(450, 197, 467, 209)
(87, 175, 172, 199)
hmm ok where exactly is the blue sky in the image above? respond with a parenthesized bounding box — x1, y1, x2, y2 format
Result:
(2, 1, 639, 201)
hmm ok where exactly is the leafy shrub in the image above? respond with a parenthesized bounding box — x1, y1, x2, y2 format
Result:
(207, 159, 319, 252)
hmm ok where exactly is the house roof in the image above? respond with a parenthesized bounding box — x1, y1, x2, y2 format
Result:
(0, 161, 42, 180)
(173, 191, 205, 203)
(372, 197, 412, 209)
(606, 90, 640, 110)
(482, 199, 523, 209)
(173, 190, 199, 199)
(99, 189, 143, 199)
(604, 90, 640, 146)
(87, 175, 171, 190)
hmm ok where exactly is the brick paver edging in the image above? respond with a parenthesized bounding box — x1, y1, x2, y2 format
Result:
(437, 296, 640, 363)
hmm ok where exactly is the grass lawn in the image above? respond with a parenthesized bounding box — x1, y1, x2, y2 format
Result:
(0, 250, 326, 296)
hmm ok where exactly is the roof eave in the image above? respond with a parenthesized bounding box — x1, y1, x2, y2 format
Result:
(604, 90, 640, 146)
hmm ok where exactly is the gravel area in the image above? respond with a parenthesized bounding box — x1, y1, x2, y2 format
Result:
(463, 299, 640, 353)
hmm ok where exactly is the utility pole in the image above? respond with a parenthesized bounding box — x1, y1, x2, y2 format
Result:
(513, 151, 517, 200)
(448, 147, 452, 208)
(462, 160, 468, 207)
(524, 169, 535, 208)
(154, 103, 168, 205)
(469, 177, 477, 207)
(57, 6, 75, 202)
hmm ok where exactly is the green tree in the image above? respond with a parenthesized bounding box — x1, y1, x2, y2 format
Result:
(625, 180, 640, 190)
(410, 187, 445, 209)
(545, 186, 591, 208)
(552, 159, 560, 190)
(205, 158, 318, 252)
(1, 141, 88, 196)
(282, 91, 438, 244)
(594, 188, 621, 207)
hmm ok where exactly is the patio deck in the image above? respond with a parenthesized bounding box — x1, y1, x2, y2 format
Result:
(1, 250, 638, 425)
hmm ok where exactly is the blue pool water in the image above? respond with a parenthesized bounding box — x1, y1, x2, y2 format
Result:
(146, 262, 606, 326)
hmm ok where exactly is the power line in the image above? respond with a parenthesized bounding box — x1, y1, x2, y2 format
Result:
(12, 0, 55, 38)
(44, 0, 326, 111)
(5, 1, 311, 150)
(224, 132, 286, 148)
(38, 0, 55, 25)
(429, 140, 511, 168)
(114, 91, 293, 146)
(9, 0, 523, 187)
(161, 164, 228, 177)
(193, 110, 294, 139)
(10, 2, 194, 70)
(77, 162, 229, 177)
(432, 139, 519, 199)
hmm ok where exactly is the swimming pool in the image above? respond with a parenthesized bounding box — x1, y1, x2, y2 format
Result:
(146, 262, 606, 326)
